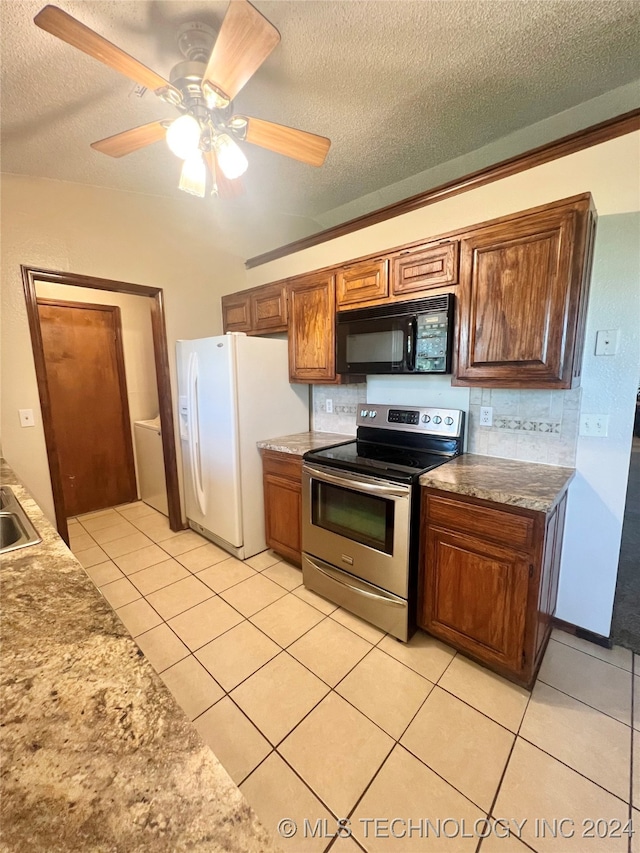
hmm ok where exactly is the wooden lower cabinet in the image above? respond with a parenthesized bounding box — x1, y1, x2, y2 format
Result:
(418, 488, 568, 687)
(260, 449, 303, 565)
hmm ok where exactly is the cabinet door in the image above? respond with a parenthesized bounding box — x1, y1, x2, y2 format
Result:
(533, 491, 567, 663)
(287, 272, 337, 382)
(391, 241, 459, 297)
(251, 282, 287, 333)
(221, 292, 251, 333)
(263, 473, 302, 565)
(420, 527, 530, 672)
(455, 199, 592, 387)
(336, 258, 388, 309)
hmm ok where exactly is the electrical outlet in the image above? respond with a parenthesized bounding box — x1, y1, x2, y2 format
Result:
(580, 414, 609, 437)
(325, 399, 333, 414)
(480, 406, 493, 427)
(19, 409, 35, 428)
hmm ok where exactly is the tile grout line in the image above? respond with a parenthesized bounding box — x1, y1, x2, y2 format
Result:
(476, 679, 536, 853)
(550, 634, 635, 674)
(537, 676, 634, 729)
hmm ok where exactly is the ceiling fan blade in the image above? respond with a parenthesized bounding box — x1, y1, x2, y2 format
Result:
(34, 5, 180, 100)
(91, 121, 167, 158)
(203, 0, 280, 103)
(204, 151, 245, 199)
(238, 117, 331, 166)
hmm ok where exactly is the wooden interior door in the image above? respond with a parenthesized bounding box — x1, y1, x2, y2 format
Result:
(37, 298, 138, 517)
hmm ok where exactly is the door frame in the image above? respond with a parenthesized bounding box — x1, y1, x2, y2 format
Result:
(36, 297, 138, 516)
(22, 266, 184, 543)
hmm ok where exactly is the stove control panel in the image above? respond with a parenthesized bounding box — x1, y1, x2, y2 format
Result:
(357, 404, 464, 437)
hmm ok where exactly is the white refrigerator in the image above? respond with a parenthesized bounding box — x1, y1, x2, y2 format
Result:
(176, 333, 309, 560)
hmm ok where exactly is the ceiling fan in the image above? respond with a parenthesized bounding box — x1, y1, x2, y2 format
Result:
(34, 2, 331, 198)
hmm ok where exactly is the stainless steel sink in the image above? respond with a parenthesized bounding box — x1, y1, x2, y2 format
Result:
(0, 486, 42, 553)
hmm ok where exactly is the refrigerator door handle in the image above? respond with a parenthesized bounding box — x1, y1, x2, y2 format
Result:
(187, 352, 207, 515)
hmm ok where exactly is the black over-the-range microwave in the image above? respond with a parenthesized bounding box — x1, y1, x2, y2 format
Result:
(336, 293, 454, 375)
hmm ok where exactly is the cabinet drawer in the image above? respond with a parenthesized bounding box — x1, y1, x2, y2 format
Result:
(426, 492, 535, 551)
(261, 450, 303, 481)
(391, 241, 459, 296)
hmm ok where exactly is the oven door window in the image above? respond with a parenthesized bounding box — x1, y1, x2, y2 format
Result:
(311, 480, 394, 553)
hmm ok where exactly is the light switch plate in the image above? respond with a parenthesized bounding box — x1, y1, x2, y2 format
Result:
(579, 414, 609, 437)
(595, 329, 619, 356)
(19, 408, 35, 428)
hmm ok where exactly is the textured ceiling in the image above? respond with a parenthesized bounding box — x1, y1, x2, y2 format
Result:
(2, 0, 639, 241)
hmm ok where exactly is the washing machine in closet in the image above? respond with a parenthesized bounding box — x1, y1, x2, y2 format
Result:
(133, 417, 168, 516)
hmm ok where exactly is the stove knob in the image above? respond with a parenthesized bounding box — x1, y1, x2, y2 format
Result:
(421, 414, 431, 424)
(433, 415, 442, 425)
(370, 411, 377, 418)
(360, 409, 368, 417)
(444, 416, 454, 425)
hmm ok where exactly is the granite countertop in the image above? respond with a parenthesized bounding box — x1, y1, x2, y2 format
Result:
(419, 453, 575, 512)
(257, 430, 354, 456)
(0, 461, 279, 853)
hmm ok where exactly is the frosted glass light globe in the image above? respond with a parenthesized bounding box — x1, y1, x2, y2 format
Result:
(166, 115, 201, 160)
(214, 133, 248, 180)
(179, 153, 206, 197)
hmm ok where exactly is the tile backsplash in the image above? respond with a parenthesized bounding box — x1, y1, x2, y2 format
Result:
(467, 387, 581, 467)
(311, 382, 581, 467)
(311, 384, 366, 435)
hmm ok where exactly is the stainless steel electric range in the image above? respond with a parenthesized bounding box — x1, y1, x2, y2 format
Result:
(301, 404, 465, 641)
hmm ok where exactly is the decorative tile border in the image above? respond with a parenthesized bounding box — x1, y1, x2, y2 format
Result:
(493, 418, 561, 434)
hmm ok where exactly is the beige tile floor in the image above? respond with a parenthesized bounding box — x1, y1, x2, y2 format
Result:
(69, 502, 638, 853)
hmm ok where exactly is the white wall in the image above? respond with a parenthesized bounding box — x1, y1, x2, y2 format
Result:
(1, 174, 246, 522)
(558, 213, 640, 635)
(246, 131, 640, 637)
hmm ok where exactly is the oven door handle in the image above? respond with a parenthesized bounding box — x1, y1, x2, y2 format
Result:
(306, 556, 406, 607)
(302, 463, 410, 498)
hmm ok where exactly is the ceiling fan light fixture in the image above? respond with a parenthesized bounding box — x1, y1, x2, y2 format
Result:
(179, 152, 207, 197)
(214, 133, 248, 180)
(202, 80, 230, 110)
(166, 114, 201, 160)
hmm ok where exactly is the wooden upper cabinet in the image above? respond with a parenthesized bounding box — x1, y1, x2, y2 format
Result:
(336, 258, 388, 309)
(221, 291, 251, 333)
(455, 195, 595, 388)
(287, 271, 337, 382)
(250, 281, 287, 333)
(222, 282, 287, 335)
(391, 241, 459, 297)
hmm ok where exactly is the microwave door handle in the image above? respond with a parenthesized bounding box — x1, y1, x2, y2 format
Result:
(406, 318, 417, 371)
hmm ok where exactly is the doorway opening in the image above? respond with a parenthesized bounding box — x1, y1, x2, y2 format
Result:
(611, 383, 640, 652)
(22, 266, 183, 543)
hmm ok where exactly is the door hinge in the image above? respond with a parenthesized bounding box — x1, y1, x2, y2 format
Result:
(529, 564, 534, 578)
